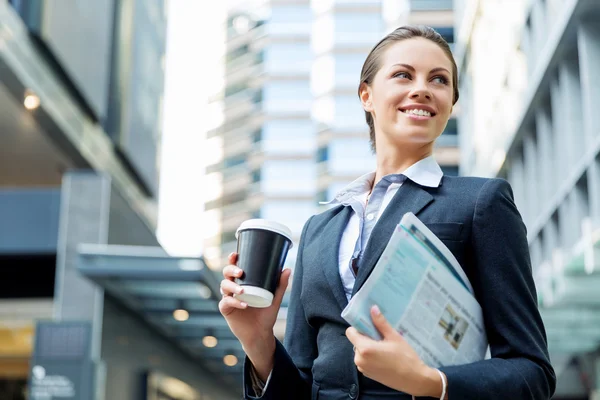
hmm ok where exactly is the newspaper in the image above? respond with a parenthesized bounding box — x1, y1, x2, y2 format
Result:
(341, 213, 488, 368)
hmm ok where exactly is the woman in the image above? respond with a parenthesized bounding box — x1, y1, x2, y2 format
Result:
(219, 25, 556, 400)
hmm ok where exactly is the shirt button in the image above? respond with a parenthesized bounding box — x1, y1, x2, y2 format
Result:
(349, 384, 358, 398)
(366, 213, 374, 221)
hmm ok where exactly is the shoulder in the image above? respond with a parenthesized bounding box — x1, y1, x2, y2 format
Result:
(440, 175, 510, 191)
(440, 176, 513, 201)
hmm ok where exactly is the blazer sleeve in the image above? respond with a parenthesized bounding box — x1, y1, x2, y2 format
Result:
(243, 216, 317, 399)
(438, 178, 556, 399)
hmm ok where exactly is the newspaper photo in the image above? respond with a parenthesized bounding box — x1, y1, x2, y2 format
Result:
(341, 213, 488, 368)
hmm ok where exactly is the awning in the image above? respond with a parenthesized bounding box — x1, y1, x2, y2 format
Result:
(77, 244, 244, 387)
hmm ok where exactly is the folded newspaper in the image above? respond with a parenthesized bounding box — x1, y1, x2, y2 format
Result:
(341, 213, 488, 368)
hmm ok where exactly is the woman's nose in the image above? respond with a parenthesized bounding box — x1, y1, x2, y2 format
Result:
(409, 88, 431, 100)
(409, 80, 432, 100)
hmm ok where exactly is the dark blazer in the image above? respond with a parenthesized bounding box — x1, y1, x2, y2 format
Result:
(244, 176, 556, 400)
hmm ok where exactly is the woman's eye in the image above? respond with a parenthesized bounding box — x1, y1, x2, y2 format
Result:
(393, 71, 410, 79)
(432, 76, 449, 85)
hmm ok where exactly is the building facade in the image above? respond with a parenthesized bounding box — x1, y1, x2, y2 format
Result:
(455, 0, 600, 397)
(0, 1, 240, 398)
(203, 0, 316, 273)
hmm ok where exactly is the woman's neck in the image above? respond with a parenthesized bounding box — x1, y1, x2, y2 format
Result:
(373, 143, 433, 187)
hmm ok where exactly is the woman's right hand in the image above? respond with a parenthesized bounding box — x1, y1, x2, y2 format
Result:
(218, 252, 292, 379)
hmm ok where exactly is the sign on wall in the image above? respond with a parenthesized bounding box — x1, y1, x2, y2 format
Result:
(28, 322, 96, 400)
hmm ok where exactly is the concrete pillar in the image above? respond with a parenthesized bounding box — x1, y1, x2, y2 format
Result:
(531, 0, 547, 64)
(524, 132, 539, 223)
(559, 200, 572, 250)
(589, 156, 600, 230)
(559, 57, 584, 165)
(543, 215, 559, 263)
(550, 78, 566, 183)
(54, 171, 111, 362)
(536, 106, 554, 203)
(508, 154, 528, 225)
(578, 19, 600, 143)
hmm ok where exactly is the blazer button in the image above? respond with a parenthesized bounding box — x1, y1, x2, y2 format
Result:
(348, 383, 358, 399)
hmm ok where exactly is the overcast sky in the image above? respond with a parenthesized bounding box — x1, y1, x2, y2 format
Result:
(157, 1, 225, 256)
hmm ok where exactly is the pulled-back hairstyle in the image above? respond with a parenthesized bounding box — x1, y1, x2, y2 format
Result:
(358, 25, 459, 152)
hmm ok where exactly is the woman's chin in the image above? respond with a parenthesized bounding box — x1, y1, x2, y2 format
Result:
(388, 130, 438, 145)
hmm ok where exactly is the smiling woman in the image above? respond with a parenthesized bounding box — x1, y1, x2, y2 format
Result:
(218, 25, 556, 400)
(358, 26, 458, 158)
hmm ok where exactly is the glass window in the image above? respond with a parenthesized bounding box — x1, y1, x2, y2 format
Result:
(328, 138, 375, 175)
(443, 118, 457, 135)
(260, 200, 316, 233)
(264, 43, 311, 76)
(435, 26, 454, 44)
(263, 81, 312, 114)
(268, 5, 311, 36)
(226, 45, 249, 63)
(411, 0, 453, 12)
(261, 120, 316, 154)
(317, 147, 329, 162)
(261, 160, 317, 195)
(334, 13, 383, 46)
(334, 95, 366, 130)
(334, 53, 366, 89)
(441, 165, 459, 176)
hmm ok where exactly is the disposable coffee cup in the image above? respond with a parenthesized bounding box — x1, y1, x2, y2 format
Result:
(234, 219, 293, 308)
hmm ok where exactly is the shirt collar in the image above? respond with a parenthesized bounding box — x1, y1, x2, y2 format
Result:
(320, 155, 443, 205)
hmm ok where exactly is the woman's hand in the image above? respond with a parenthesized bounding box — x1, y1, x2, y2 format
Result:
(218, 252, 291, 380)
(346, 305, 445, 398)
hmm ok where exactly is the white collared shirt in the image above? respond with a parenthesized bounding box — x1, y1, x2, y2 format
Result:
(251, 156, 444, 397)
(320, 155, 444, 300)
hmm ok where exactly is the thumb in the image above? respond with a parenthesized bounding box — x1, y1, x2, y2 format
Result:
(371, 305, 397, 339)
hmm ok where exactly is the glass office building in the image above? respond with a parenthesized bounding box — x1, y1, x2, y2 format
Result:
(0, 2, 240, 398)
(455, 0, 600, 398)
(203, 0, 316, 274)
(204, 0, 459, 273)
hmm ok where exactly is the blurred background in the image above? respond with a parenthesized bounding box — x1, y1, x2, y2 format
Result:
(0, 0, 599, 399)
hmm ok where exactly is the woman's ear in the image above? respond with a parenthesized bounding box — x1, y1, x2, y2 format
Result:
(359, 82, 373, 112)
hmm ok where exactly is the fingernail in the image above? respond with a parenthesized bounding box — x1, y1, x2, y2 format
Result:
(235, 268, 242, 276)
(229, 252, 234, 257)
(371, 305, 381, 316)
(236, 287, 243, 294)
(240, 302, 248, 308)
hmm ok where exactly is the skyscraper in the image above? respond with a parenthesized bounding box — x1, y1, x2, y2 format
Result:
(456, 0, 600, 397)
(204, 0, 315, 271)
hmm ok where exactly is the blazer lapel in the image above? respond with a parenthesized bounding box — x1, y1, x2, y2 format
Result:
(319, 206, 352, 310)
(351, 179, 434, 296)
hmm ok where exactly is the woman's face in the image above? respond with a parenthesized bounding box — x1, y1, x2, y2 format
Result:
(361, 38, 454, 151)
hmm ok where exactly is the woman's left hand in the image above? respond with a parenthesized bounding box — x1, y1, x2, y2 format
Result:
(345, 305, 443, 397)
